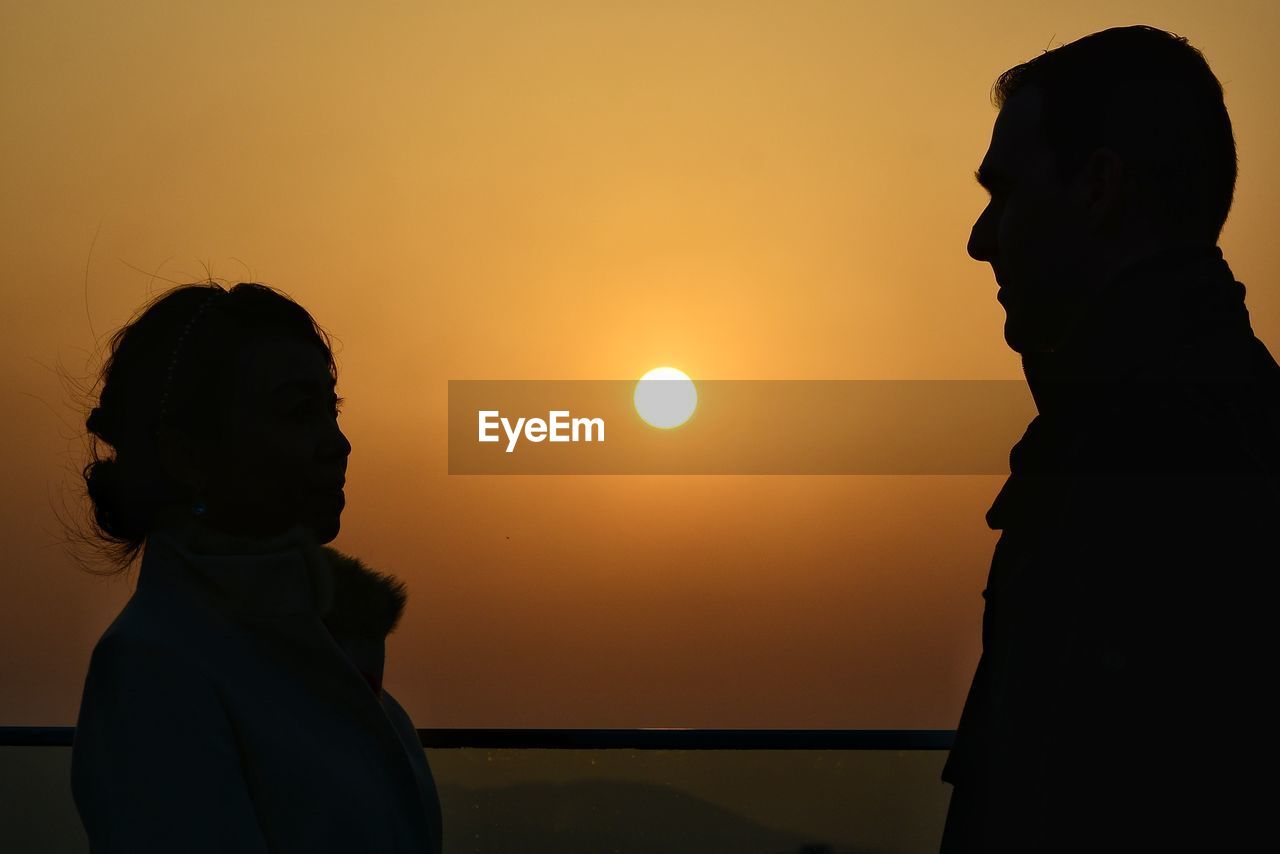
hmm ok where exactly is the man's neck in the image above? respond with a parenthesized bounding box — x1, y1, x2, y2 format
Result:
(1042, 236, 1208, 354)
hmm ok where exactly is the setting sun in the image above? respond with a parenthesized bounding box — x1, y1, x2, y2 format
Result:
(634, 367, 698, 428)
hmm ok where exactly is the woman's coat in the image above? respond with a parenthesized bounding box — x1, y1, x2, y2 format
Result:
(71, 519, 443, 853)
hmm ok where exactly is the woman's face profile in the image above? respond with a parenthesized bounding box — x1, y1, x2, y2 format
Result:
(200, 334, 351, 544)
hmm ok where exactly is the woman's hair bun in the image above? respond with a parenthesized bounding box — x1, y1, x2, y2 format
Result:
(83, 457, 145, 543)
(86, 406, 115, 445)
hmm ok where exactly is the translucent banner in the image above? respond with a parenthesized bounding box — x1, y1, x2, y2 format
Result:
(448, 380, 1037, 474)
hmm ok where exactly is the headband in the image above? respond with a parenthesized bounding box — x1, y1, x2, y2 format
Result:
(154, 289, 225, 436)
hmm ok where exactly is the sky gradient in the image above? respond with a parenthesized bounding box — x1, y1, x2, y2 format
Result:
(3, 0, 1278, 727)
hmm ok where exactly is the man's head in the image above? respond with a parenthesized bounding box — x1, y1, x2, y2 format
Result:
(967, 25, 1236, 354)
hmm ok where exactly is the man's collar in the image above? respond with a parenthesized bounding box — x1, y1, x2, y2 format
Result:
(985, 242, 1258, 531)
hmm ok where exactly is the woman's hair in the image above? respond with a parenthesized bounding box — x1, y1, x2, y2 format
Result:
(78, 281, 338, 575)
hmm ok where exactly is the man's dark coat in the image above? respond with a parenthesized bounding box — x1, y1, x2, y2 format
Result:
(940, 244, 1280, 852)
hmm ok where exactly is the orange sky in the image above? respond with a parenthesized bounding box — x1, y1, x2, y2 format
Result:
(3, 1, 1278, 727)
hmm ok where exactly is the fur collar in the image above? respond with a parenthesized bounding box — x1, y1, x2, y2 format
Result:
(145, 517, 408, 643)
(318, 545, 409, 641)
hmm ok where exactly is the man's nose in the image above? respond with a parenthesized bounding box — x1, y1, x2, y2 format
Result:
(967, 207, 995, 262)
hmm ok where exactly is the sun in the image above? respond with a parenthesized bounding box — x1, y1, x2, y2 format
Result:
(634, 367, 697, 428)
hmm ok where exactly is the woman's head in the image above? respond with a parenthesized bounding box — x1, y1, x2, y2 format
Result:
(83, 282, 350, 572)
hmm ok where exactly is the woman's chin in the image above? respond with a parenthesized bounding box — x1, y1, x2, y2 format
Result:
(306, 515, 341, 545)
(304, 489, 344, 544)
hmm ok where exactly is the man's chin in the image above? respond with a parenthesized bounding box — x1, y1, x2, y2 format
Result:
(1002, 310, 1058, 355)
(1003, 315, 1031, 354)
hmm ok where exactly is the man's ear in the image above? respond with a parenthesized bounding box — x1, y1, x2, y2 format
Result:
(1074, 146, 1128, 230)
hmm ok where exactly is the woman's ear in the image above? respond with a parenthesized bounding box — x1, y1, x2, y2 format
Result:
(155, 425, 209, 493)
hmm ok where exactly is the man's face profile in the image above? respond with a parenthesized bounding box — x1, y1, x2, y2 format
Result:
(969, 86, 1095, 354)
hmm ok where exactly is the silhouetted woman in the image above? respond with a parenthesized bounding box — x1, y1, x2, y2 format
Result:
(71, 283, 443, 853)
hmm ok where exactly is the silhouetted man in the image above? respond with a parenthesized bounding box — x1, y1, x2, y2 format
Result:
(943, 25, 1280, 852)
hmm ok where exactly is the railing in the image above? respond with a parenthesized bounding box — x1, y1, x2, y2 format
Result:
(1, 726, 954, 748)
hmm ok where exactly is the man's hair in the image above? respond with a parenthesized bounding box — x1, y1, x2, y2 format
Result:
(992, 25, 1236, 245)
